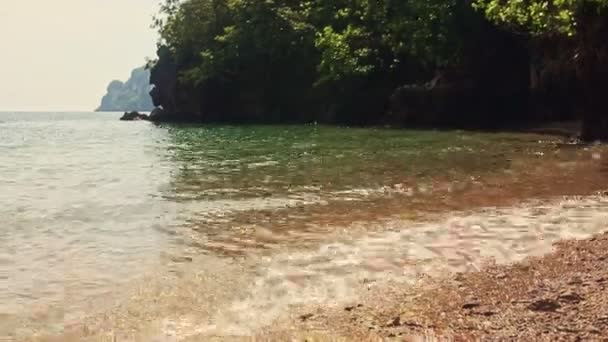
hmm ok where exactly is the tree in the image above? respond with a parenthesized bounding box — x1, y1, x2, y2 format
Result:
(311, 0, 462, 83)
(473, 0, 608, 140)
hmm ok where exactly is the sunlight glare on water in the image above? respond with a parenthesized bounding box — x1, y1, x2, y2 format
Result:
(1, 112, 607, 340)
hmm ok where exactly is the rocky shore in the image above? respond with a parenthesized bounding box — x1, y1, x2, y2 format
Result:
(272, 232, 608, 340)
(119, 108, 166, 121)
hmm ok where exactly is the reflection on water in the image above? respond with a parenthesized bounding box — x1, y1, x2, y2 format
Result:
(163, 125, 526, 201)
(1, 112, 608, 340)
(0, 112, 177, 338)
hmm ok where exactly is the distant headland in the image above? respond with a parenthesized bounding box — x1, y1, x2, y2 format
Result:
(96, 67, 154, 112)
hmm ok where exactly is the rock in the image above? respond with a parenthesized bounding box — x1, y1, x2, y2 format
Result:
(479, 310, 497, 317)
(472, 306, 497, 317)
(299, 313, 314, 321)
(567, 276, 583, 285)
(149, 46, 178, 114)
(97, 67, 154, 112)
(463, 297, 481, 309)
(120, 111, 149, 121)
(148, 107, 166, 121)
(558, 291, 583, 303)
(170, 256, 193, 263)
(528, 299, 561, 312)
(386, 316, 401, 327)
(454, 272, 466, 282)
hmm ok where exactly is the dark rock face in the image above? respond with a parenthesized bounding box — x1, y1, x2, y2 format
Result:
(148, 107, 166, 121)
(388, 22, 531, 129)
(119, 111, 149, 121)
(148, 46, 208, 122)
(578, 11, 608, 141)
(149, 47, 176, 111)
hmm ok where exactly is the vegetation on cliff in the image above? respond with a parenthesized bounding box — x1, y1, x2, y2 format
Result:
(97, 67, 154, 112)
(149, 0, 608, 139)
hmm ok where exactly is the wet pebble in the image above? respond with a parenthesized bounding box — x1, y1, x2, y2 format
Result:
(528, 298, 561, 312)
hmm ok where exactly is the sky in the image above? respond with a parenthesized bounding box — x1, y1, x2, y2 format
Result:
(0, 0, 160, 112)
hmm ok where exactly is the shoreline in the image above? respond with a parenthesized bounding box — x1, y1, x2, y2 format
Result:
(123, 113, 583, 139)
(272, 229, 608, 340)
(19, 194, 608, 341)
(9, 124, 608, 341)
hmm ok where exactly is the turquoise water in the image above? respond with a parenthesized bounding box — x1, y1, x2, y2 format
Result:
(164, 124, 504, 199)
(0, 112, 601, 339)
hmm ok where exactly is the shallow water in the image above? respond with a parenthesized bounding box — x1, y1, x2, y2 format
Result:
(1, 112, 607, 340)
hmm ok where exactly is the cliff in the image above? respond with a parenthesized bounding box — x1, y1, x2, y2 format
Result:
(96, 67, 154, 112)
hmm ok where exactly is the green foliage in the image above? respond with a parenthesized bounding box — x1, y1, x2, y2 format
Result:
(473, 0, 608, 36)
(315, 25, 374, 82)
(150, 0, 607, 126)
(154, 0, 465, 87)
(313, 0, 461, 83)
(155, 0, 313, 85)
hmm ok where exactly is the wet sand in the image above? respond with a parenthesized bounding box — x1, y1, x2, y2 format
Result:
(273, 231, 608, 341)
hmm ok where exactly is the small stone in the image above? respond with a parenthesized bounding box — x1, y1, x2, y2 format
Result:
(171, 256, 193, 263)
(299, 313, 314, 321)
(454, 272, 466, 282)
(496, 272, 508, 280)
(463, 302, 481, 310)
(558, 291, 583, 303)
(528, 299, 561, 312)
(386, 316, 401, 327)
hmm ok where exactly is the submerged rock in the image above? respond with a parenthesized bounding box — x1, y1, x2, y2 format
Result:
(119, 111, 149, 121)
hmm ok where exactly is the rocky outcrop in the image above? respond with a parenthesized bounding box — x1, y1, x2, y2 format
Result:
(149, 46, 177, 114)
(97, 67, 154, 112)
(387, 20, 532, 128)
(148, 46, 208, 122)
(119, 111, 149, 121)
(148, 107, 167, 121)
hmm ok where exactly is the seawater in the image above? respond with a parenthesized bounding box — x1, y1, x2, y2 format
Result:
(1, 112, 607, 340)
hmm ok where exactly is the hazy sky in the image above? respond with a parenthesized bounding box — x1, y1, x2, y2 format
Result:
(0, 0, 160, 111)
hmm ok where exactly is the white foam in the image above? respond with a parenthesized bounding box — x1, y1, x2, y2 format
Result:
(182, 195, 608, 337)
